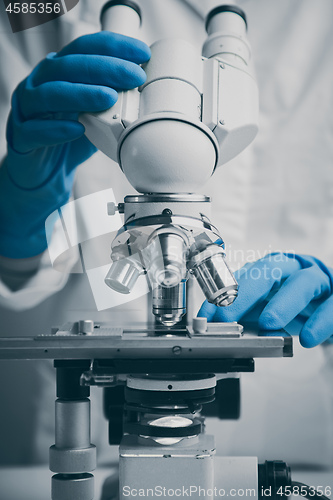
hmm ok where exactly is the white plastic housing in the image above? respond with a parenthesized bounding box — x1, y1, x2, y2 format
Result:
(202, 59, 258, 166)
(119, 119, 217, 193)
(101, 4, 141, 38)
(80, 11, 259, 194)
(207, 11, 247, 37)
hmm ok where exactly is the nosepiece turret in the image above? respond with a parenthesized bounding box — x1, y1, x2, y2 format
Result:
(104, 195, 238, 327)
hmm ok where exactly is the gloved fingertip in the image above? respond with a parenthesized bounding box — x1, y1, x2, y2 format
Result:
(61, 121, 86, 139)
(299, 325, 332, 348)
(258, 310, 285, 330)
(197, 301, 217, 321)
(100, 88, 118, 109)
(143, 46, 151, 63)
(299, 329, 318, 348)
(117, 63, 147, 90)
(136, 43, 151, 63)
(212, 306, 238, 322)
(123, 36, 151, 63)
(132, 65, 147, 87)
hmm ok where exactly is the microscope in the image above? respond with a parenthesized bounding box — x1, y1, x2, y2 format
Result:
(0, 2, 321, 500)
(80, 3, 264, 495)
(81, 0, 258, 330)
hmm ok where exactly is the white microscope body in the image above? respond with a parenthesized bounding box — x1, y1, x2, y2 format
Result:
(79, 2, 264, 499)
(82, 5, 258, 193)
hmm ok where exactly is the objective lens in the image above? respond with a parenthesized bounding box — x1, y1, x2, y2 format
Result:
(148, 231, 188, 288)
(188, 244, 238, 306)
(153, 281, 186, 326)
(104, 257, 142, 294)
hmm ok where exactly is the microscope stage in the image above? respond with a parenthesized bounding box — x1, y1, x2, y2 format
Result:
(0, 323, 292, 371)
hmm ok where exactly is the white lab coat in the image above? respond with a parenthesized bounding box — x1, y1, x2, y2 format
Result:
(0, 0, 333, 468)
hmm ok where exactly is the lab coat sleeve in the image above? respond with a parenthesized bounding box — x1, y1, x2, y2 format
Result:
(0, 6, 99, 311)
(0, 222, 80, 311)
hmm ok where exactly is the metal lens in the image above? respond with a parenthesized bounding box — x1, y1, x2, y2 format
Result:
(153, 281, 186, 326)
(105, 257, 141, 294)
(148, 233, 187, 288)
(189, 245, 238, 306)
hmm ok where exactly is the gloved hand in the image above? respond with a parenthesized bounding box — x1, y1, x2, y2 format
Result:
(198, 253, 333, 348)
(0, 32, 151, 258)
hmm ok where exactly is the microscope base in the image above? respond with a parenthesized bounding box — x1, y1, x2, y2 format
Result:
(102, 436, 259, 500)
(119, 434, 215, 500)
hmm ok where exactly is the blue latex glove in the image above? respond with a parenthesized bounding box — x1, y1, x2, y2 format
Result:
(198, 253, 333, 348)
(0, 32, 151, 258)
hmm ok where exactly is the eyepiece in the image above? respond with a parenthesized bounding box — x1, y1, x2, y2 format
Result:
(202, 4, 251, 68)
(101, 0, 142, 25)
(100, 0, 141, 35)
(205, 5, 247, 33)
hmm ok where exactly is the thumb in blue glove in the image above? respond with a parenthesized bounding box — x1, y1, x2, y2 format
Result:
(0, 31, 151, 258)
(198, 253, 333, 348)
